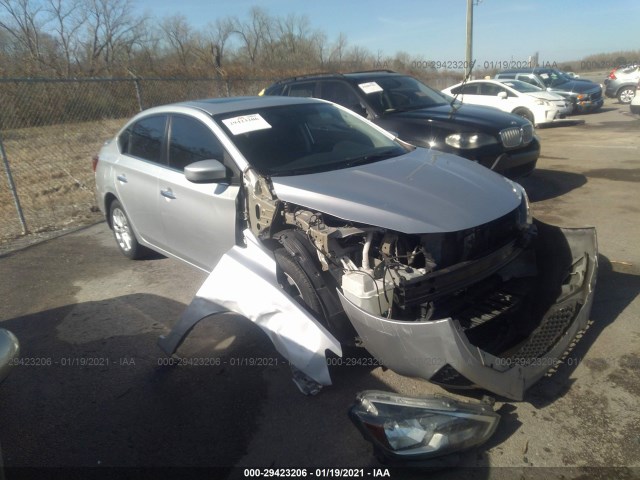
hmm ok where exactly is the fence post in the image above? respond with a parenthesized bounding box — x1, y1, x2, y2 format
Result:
(133, 78, 143, 111)
(0, 131, 28, 235)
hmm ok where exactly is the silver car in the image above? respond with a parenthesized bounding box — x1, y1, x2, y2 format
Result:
(94, 96, 597, 460)
(604, 64, 640, 103)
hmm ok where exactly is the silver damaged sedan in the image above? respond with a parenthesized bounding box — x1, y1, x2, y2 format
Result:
(94, 96, 597, 460)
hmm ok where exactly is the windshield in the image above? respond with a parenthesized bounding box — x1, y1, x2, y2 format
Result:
(356, 75, 450, 115)
(213, 103, 408, 176)
(498, 80, 543, 93)
(537, 70, 570, 88)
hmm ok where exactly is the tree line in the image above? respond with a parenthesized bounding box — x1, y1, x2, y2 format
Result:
(0, 0, 405, 78)
(1, 0, 637, 80)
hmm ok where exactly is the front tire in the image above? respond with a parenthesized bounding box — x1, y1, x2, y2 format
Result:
(273, 248, 326, 321)
(618, 87, 635, 104)
(512, 107, 535, 124)
(109, 200, 146, 259)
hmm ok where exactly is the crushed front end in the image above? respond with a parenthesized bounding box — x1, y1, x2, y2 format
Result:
(336, 220, 597, 400)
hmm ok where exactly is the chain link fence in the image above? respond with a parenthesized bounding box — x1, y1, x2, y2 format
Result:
(0, 74, 459, 245)
(0, 77, 271, 244)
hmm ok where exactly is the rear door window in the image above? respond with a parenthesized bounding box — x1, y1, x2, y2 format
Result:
(120, 115, 167, 164)
(285, 82, 317, 97)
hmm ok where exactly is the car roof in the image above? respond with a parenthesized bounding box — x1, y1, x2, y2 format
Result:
(171, 95, 326, 115)
(271, 70, 402, 85)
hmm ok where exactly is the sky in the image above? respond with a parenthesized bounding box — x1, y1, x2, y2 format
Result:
(136, 0, 639, 65)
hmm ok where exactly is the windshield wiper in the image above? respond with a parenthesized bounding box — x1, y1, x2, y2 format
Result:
(449, 59, 476, 118)
(344, 149, 399, 168)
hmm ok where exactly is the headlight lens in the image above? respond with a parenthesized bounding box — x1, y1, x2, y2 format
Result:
(534, 99, 551, 106)
(445, 132, 497, 149)
(349, 391, 500, 461)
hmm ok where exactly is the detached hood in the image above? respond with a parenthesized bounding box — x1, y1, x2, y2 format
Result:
(271, 148, 522, 234)
(385, 103, 528, 131)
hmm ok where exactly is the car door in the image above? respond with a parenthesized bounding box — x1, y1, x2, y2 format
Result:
(114, 114, 167, 249)
(477, 83, 516, 113)
(158, 114, 241, 272)
(452, 83, 483, 106)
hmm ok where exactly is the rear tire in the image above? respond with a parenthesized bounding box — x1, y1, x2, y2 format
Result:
(109, 200, 147, 259)
(617, 87, 635, 104)
(273, 248, 326, 321)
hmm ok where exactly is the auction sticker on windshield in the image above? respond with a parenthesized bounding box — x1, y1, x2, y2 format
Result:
(358, 82, 384, 94)
(222, 114, 272, 135)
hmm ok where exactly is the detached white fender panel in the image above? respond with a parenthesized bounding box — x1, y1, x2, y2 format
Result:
(159, 231, 342, 387)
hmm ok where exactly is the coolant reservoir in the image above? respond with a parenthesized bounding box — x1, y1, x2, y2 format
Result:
(341, 271, 394, 316)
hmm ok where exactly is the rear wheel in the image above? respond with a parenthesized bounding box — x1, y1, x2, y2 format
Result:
(273, 248, 326, 321)
(512, 107, 534, 124)
(109, 200, 147, 259)
(618, 87, 635, 104)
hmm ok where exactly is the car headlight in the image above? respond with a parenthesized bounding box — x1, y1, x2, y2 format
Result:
(534, 99, 551, 106)
(576, 93, 588, 101)
(349, 391, 500, 462)
(445, 132, 497, 149)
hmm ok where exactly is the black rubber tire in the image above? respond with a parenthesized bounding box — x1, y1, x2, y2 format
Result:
(617, 86, 635, 104)
(109, 200, 146, 259)
(512, 107, 535, 124)
(273, 248, 326, 321)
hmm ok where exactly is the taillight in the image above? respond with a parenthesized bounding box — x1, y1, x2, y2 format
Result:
(92, 155, 99, 172)
(609, 72, 617, 80)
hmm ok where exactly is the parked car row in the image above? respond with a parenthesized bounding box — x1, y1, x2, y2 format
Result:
(263, 71, 540, 179)
(493, 67, 604, 113)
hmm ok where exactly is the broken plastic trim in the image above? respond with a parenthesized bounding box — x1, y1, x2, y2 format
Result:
(349, 391, 499, 463)
(158, 230, 342, 388)
(339, 221, 597, 400)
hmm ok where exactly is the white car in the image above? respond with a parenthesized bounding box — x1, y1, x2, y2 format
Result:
(442, 79, 571, 126)
(630, 80, 640, 114)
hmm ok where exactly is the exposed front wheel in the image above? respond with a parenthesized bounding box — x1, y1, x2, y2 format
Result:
(618, 87, 635, 104)
(273, 248, 327, 322)
(109, 200, 146, 259)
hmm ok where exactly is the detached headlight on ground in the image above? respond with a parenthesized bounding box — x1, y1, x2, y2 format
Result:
(349, 391, 499, 462)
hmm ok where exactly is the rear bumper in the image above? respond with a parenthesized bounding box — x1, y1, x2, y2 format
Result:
(338, 222, 598, 401)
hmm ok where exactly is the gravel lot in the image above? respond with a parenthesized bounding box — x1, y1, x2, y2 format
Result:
(0, 102, 638, 480)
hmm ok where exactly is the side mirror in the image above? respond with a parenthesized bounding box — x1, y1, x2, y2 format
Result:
(497, 91, 508, 100)
(185, 159, 229, 183)
(0, 329, 19, 383)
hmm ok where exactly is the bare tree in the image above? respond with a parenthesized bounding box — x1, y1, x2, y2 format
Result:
(0, 0, 46, 72)
(160, 13, 194, 69)
(80, 0, 146, 75)
(45, 0, 85, 76)
(232, 6, 273, 66)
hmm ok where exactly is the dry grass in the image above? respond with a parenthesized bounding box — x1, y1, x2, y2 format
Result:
(1, 118, 126, 241)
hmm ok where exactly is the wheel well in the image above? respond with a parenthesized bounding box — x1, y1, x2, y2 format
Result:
(104, 193, 118, 229)
(617, 85, 634, 95)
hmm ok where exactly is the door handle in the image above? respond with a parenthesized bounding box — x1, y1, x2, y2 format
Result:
(117, 174, 127, 183)
(160, 188, 176, 200)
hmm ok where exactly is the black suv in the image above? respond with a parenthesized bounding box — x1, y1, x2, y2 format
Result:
(263, 71, 539, 179)
(494, 68, 603, 113)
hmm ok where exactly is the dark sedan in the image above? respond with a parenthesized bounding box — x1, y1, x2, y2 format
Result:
(263, 71, 540, 179)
